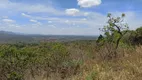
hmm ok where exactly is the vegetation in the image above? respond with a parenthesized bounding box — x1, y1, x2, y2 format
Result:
(101, 13, 128, 48)
(97, 13, 129, 58)
(0, 14, 142, 80)
(127, 27, 142, 45)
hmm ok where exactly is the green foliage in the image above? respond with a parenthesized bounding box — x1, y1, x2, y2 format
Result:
(136, 27, 142, 36)
(0, 42, 74, 79)
(123, 27, 142, 45)
(98, 13, 129, 52)
(8, 72, 23, 80)
(97, 35, 105, 44)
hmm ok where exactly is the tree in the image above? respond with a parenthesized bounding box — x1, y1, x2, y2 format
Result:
(136, 27, 142, 37)
(131, 27, 142, 45)
(99, 13, 129, 56)
(96, 34, 105, 46)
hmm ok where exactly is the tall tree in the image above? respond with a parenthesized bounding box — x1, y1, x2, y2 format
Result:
(99, 13, 129, 57)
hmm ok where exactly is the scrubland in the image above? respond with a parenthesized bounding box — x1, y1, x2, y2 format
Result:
(0, 41, 142, 80)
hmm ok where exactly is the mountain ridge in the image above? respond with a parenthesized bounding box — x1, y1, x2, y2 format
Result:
(0, 31, 97, 43)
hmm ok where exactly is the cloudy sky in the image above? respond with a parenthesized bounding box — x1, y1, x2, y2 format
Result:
(0, 0, 142, 35)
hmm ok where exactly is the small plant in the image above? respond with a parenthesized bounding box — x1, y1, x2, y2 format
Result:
(8, 72, 23, 80)
(86, 71, 97, 80)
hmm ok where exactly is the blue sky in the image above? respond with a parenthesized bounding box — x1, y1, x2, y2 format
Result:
(0, 0, 142, 35)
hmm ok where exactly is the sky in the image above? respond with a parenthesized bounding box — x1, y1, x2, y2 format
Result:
(0, 0, 142, 35)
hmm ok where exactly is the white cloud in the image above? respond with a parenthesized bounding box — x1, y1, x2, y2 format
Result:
(65, 20, 70, 23)
(2, 19, 15, 23)
(19, 4, 57, 13)
(0, 0, 64, 16)
(81, 18, 87, 21)
(2, 16, 9, 19)
(84, 12, 89, 16)
(30, 19, 38, 23)
(29, 19, 42, 26)
(65, 8, 80, 16)
(48, 21, 52, 23)
(21, 13, 31, 17)
(77, 0, 102, 8)
(21, 13, 63, 21)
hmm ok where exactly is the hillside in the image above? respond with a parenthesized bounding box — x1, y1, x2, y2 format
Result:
(0, 31, 97, 43)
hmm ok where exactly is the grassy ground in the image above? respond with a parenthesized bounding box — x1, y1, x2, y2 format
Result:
(0, 41, 142, 80)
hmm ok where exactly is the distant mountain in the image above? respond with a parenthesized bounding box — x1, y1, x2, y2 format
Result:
(0, 31, 33, 43)
(0, 31, 16, 35)
(0, 31, 98, 44)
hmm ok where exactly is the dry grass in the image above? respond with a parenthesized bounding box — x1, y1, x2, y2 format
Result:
(30, 45, 142, 80)
(23, 45, 142, 80)
(71, 45, 142, 80)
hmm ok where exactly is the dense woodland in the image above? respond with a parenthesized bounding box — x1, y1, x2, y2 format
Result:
(0, 14, 142, 80)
